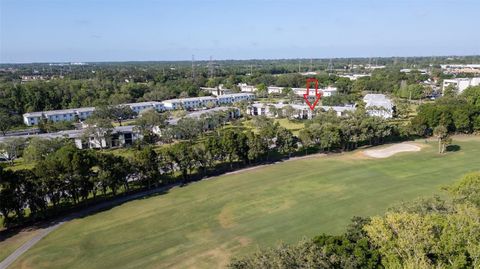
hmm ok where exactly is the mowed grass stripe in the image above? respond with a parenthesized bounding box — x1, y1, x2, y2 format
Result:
(8, 138, 480, 269)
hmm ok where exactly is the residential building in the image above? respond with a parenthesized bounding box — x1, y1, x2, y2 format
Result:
(163, 96, 218, 110)
(217, 93, 255, 104)
(76, 107, 96, 120)
(122, 101, 164, 114)
(267, 86, 284, 94)
(200, 84, 233, 96)
(363, 94, 393, 119)
(74, 125, 141, 149)
(442, 77, 480, 94)
(338, 74, 371, 80)
(44, 109, 77, 123)
(441, 64, 480, 74)
(246, 102, 355, 119)
(238, 83, 257, 92)
(23, 112, 44, 126)
(292, 86, 338, 97)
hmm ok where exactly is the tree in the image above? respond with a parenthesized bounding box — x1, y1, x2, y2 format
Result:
(298, 129, 314, 155)
(0, 111, 13, 135)
(433, 125, 449, 154)
(0, 167, 24, 224)
(168, 142, 194, 182)
(448, 172, 480, 207)
(23, 138, 67, 162)
(0, 138, 27, 165)
(443, 84, 457, 97)
(84, 117, 114, 149)
(134, 146, 160, 188)
(246, 131, 267, 163)
(96, 153, 133, 196)
(92, 105, 137, 126)
(276, 127, 296, 156)
(135, 109, 169, 143)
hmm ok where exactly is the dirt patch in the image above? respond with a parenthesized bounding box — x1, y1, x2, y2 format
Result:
(218, 206, 235, 229)
(363, 143, 421, 158)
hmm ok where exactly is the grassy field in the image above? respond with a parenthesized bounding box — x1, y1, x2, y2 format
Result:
(6, 136, 480, 269)
(0, 229, 41, 262)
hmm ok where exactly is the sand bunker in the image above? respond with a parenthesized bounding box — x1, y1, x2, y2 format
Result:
(363, 143, 421, 158)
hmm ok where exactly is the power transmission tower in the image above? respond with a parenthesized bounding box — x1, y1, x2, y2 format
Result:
(310, 58, 313, 71)
(191, 55, 195, 81)
(298, 60, 301, 73)
(208, 56, 214, 78)
(327, 59, 333, 73)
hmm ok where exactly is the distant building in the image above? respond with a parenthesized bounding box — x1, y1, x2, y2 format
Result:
(292, 86, 338, 97)
(441, 64, 480, 75)
(76, 107, 96, 120)
(246, 102, 355, 119)
(267, 86, 284, 94)
(363, 94, 393, 119)
(163, 96, 218, 110)
(74, 125, 141, 149)
(238, 83, 257, 92)
(217, 93, 255, 104)
(200, 84, 233, 96)
(122, 101, 164, 114)
(442, 77, 480, 95)
(22, 94, 254, 126)
(338, 74, 371, 80)
(400, 69, 428, 75)
(23, 112, 44, 126)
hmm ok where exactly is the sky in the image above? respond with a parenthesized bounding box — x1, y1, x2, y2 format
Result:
(0, 0, 479, 63)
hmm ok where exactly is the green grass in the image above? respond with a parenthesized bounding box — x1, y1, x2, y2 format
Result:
(241, 118, 305, 135)
(7, 137, 480, 269)
(0, 229, 41, 262)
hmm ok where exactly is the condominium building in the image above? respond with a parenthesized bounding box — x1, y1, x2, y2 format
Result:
(292, 86, 338, 97)
(122, 101, 164, 114)
(217, 93, 255, 104)
(163, 96, 218, 110)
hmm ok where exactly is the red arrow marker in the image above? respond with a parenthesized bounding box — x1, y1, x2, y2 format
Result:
(303, 78, 322, 111)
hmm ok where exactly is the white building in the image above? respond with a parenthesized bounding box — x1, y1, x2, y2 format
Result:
(76, 107, 96, 120)
(23, 112, 43, 126)
(247, 102, 355, 119)
(441, 64, 480, 74)
(200, 84, 233, 96)
(267, 86, 284, 94)
(217, 93, 255, 104)
(163, 96, 218, 110)
(338, 74, 371, 80)
(238, 83, 257, 92)
(292, 86, 338, 97)
(363, 94, 393, 119)
(44, 109, 77, 123)
(74, 125, 141, 149)
(442, 77, 480, 95)
(122, 101, 164, 114)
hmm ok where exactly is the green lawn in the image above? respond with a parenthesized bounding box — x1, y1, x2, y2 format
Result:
(0, 229, 41, 262)
(7, 137, 480, 269)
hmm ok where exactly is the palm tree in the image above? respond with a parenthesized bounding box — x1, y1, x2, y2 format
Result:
(433, 125, 448, 154)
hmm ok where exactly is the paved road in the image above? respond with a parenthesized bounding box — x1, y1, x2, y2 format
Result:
(0, 185, 173, 269)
